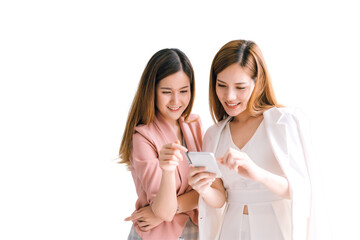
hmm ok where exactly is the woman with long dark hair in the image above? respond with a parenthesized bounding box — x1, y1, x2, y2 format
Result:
(120, 48, 202, 240)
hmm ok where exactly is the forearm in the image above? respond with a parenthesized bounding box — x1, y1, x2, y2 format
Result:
(259, 169, 290, 199)
(200, 179, 226, 208)
(151, 171, 177, 221)
(177, 190, 199, 213)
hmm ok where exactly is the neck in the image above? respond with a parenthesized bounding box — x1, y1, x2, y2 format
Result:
(233, 111, 252, 123)
(166, 119, 179, 129)
(171, 120, 182, 142)
(157, 112, 182, 141)
(165, 118, 182, 139)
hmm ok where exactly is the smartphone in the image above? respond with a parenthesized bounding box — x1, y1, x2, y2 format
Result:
(185, 152, 222, 178)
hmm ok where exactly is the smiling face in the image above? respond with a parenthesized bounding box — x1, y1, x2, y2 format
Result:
(156, 71, 191, 125)
(216, 63, 255, 119)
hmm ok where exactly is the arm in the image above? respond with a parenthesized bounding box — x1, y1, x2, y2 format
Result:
(219, 148, 290, 199)
(188, 166, 226, 208)
(176, 189, 199, 213)
(151, 171, 177, 221)
(131, 135, 186, 222)
(125, 189, 200, 232)
(257, 168, 290, 199)
(151, 141, 188, 221)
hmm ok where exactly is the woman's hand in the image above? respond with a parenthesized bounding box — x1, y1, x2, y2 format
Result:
(124, 205, 163, 232)
(188, 165, 217, 195)
(158, 140, 188, 172)
(218, 148, 265, 182)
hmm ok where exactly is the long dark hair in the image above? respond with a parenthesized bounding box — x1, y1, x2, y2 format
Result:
(119, 48, 195, 166)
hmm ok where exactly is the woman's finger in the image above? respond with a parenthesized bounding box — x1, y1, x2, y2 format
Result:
(162, 152, 183, 163)
(137, 220, 149, 228)
(174, 150, 183, 162)
(216, 156, 224, 164)
(189, 172, 216, 188)
(192, 172, 216, 183)
(166, 142, 188, 153)
(194, 177, 215, 188)
(197, 180, 214, 191)
(189, 166, 207, 176)
(124, 216, 133, 221)
(139, 224, 152, 232)
(161, 142, 187, 152)
(160, 149, 183, 161)
(192, 178, 215, 193)
(124, 210, 141, 221)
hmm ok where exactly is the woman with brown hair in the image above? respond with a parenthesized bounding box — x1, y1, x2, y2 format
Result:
(120, 48, 202, 240)
(188, 40, 316, 239)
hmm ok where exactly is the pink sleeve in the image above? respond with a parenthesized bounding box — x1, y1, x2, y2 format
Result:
(131, 132, 162, 205)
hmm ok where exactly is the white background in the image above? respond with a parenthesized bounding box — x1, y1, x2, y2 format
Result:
(1, 0, 359, 239)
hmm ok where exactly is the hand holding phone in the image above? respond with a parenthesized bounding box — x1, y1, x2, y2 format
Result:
(185, 152, 222, 178)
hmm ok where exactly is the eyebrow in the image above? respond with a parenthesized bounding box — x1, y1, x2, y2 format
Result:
(160, 85, 190, 90)
(217, 79, 247, 85)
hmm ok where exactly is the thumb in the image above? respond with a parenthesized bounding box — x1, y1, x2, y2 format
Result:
(217, 156, 224, 164)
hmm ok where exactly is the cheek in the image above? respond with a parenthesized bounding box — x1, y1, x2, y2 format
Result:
(215, 87, 223, 99)
(183, 93, 191, 105)
(155, 94, 166, 109)
(241, 89, 253, 101)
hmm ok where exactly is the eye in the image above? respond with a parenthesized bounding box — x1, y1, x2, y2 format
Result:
(236, 87, 246, 90)
(217, 83, 226, 88)
(161, 91, 171, 94)
(180, 90, 188, 94)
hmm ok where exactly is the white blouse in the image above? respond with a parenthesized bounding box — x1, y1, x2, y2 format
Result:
(215, 120, 288, 240)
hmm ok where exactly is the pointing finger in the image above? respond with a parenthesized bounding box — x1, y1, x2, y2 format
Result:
(170, 141, 188, 152)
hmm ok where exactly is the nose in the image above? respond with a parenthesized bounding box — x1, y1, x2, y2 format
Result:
(171, 92, 179, 104)
(225, 89, 236, 101)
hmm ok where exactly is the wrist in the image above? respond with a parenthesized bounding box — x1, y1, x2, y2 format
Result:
(198, 186, 211, 197)
(257, 168, 269, 184)
(161, 169, 176, 177)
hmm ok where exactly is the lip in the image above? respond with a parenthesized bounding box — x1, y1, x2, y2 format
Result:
(168, 106, 182, 112)
(225, 102, 240, 109)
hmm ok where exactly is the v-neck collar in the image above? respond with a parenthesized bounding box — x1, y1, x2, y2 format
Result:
(227, 119, 264, 151)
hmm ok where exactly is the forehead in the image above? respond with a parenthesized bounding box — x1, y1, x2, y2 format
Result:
(157, 71, 190, 88)
(217, 63, 253, 84)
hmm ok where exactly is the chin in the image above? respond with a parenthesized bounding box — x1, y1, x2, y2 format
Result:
(165, 112, 183, 121)
(225, 109, 245, 117)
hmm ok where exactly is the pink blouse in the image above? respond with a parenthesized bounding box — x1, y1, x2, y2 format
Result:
(129, 113, 203, 240)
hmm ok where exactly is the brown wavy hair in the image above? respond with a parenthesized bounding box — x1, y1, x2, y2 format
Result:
(119, 48, 195, 166)
(209, 39, 281, 122)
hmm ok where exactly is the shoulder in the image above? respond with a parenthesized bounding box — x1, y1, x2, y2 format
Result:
(134, 121, 156, 137)
(264, 106, 309, 124)
(132, 126, 154, 146)
(132, 126, 159, 160)
(133, 122, 159, 148)
(277, 106, 307, 116)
